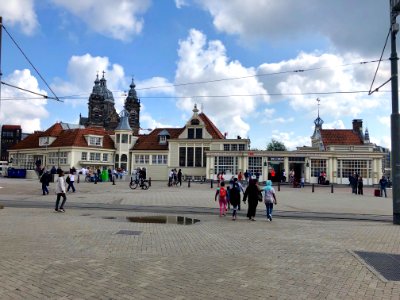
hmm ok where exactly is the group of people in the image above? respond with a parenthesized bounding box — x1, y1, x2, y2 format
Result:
(349, 173, 364, 195)
(215, 178, 277, 221)
(168, 169, 182, 186)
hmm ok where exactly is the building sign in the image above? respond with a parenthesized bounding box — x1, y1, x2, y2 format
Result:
(268, 157, 284, 161)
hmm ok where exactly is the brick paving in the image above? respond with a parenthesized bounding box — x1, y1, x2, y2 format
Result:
(0, 178, 399, 299)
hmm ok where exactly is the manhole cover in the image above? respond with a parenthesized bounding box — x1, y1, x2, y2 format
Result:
(116, 230, 142, 236)
(126, 215, 200, 225)
(354, 251, 400, 281)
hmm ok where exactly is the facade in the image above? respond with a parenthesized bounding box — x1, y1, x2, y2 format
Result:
(6, 75, 386, 184)
(1, 125, 22, 161)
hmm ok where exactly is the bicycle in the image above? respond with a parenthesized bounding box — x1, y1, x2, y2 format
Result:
(129, 178, 149, 190)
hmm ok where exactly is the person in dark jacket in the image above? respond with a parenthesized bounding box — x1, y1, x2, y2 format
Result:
(40, 170, 51, 195)
(357, 176, 363, 195)
(229, 178, 243, 220)
(243, 179, 261, 221)
(177, 169, 182, 186)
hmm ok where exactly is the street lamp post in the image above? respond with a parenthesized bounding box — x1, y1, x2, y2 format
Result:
(390, 0, 400, 224)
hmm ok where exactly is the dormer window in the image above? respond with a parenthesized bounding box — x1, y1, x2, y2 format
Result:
(158, 129, 170, 145)
(88, 136, 103, 146)
(39, 136, 50, 146)
(191, 119, 200, 125)
(160, 135, 167, 144)
(188, 128, 202, 139)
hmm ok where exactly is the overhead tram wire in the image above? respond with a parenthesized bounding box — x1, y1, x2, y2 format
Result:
(36, 57, 388, 101)
(1, 81, 58, 100)
(1, 24, 62, 102)
(369, 26, 392, 95)
(0, 89, 391, 101)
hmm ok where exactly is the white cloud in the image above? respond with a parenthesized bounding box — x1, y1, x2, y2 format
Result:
(262, 117, 294, 125)
(175, 0, 188, 9)
(50, 0, 151, 40)
(257, 52, 389, 120)
(175, 29, 268, 138)
(0, 0, 38, 35)
(378, 116, 390, 127)
(195, 0, 387, 56)
(139, 114, 175, 131)
(323, 120, 346, 130)
(271, 130, 310, 150)
(52, 53, 126, 110)
(264, 108, 275, 118)
(136, 77, 175, 96)
(1, 69, 49, 132)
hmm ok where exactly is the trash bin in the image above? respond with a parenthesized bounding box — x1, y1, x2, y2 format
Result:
(101, 170, 108, 182)
(7, 168, 26, 178)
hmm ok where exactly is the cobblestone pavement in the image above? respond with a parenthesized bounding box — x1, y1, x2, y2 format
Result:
(0, 178, 399, 299)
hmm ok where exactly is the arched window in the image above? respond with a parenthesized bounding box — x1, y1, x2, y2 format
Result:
(121, 154, 128, 162)
(191, 119, 200, 125)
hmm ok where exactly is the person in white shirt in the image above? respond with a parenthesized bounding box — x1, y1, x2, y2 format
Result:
(55, 170, 67, 212)
(67, 172, 76, 192)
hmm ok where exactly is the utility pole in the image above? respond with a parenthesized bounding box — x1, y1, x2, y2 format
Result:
(390, 1, 400, 224)
(0, 16, 3, 161)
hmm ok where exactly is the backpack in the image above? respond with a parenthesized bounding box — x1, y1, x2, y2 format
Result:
(219, 187, 227, 198)
(66, 176, 71, 184)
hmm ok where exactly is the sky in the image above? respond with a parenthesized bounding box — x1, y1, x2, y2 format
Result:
(0, 0, 393, 150)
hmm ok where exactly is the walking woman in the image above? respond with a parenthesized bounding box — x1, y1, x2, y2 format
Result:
(263, 180, 277, 221)
(55, 170, 67, 212)
(243, 179, 261, 221)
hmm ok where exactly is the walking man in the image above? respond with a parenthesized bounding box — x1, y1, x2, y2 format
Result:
(379, 175, 388, 198)
(55, 170, 67, 212)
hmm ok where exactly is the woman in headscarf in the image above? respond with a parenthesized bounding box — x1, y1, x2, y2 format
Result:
(243, 179, 261, 221)
(263, 180, 277, 221)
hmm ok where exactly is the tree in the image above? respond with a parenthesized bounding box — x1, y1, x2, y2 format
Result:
(266, 139, 287, 151)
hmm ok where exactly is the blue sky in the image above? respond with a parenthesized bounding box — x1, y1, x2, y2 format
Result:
(0, 0, 392, 149)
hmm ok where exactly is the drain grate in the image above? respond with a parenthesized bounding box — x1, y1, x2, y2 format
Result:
(116, 230, 142, 236)
(354, 251, 400, 281)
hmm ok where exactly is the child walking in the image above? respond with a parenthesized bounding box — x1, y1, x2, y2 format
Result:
(215, 181, 227, 216)
(229, 178, 241, 220)
(263, 180, 277, 221)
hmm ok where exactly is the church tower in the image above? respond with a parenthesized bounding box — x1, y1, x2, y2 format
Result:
(124, 78, 141, 135)
(81, 72, 120, 130)
(311, 98, 324, 150)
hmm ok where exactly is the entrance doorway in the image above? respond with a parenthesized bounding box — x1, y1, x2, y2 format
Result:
(289, 163, 305, 184)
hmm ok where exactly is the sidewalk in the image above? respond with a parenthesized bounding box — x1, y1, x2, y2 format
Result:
(0, 178, 399, 299)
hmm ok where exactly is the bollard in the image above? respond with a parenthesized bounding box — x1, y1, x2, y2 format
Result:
(149, 177, 151, 187)
(77, 174, 80, 184)
(312, 184, 314, 193)
(331, 184, 334, 193)
(188, 178, 191, 188)
(278, 182, 280, 192)
(112, 175, 116, 185)
(210, 179, 213, 189)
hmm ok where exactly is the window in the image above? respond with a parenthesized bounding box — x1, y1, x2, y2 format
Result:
(116, 134, 120, 143)
(191, 119, 200, 125)
(187, 147, 194, 167)
(188, 128, 194, 139)
(231, 144, 238, 151)
(338, 159, 371, 179)
(224, 144, 230, 151)
(239, 144, 245, 151)
(121, 154, 128, 162)
(160, 135, 167, 144)
(248, 157, 263, 175)
(152, 155, 168, 165)
(89, 136, 102, 146)
(179, 147, 186, 167)
(81, 152, 87, 160)
(203, 147, 209, 167)
(214, 156, 238, 175)
(121, 134, 128, 143)
(311, 159, 327, 177)
(48, 152, 68, 165)
(102, 153, 108, 162)
(89, 153, 100, 161)
(135, 155, 149, 164)
(195, 147, 202, 167)
(195, 128, 203, 139)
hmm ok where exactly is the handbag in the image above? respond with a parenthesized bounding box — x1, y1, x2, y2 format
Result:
(257, 191, 263, 202)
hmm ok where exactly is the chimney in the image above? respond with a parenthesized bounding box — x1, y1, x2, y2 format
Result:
(352, 119, 363, 134)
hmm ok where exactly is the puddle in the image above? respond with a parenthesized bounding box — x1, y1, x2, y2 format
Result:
(126, 215, 200, 225)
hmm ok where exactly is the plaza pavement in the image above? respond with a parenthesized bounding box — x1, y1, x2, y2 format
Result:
(0, 177, 399, 299)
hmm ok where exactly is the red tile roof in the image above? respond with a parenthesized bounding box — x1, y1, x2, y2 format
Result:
(320, 129, 363, 146)
(133, 128, 184, 150)
(9, 123, 115, 150)
(199, 113, 224, 139)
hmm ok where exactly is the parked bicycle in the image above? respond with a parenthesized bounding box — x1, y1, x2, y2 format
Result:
(129, 178, 149, 190)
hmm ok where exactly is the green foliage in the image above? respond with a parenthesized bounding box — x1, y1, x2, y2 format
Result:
(266, 139, 287, 151)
